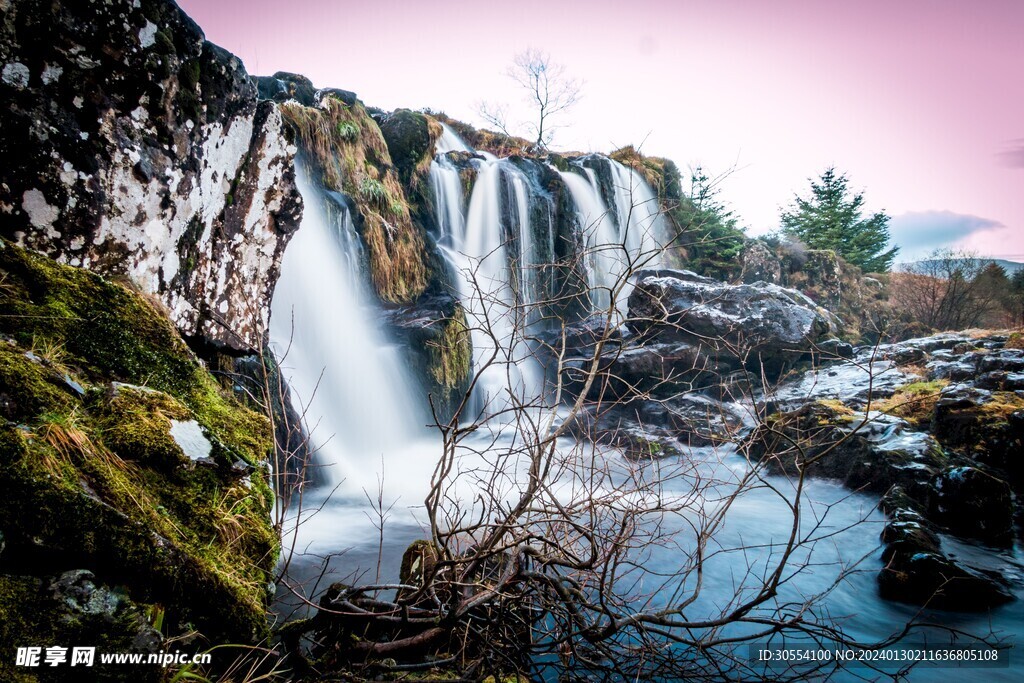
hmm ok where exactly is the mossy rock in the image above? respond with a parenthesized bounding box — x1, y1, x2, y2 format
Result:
(747, 403, 946, 496)
(0, 241, 200, 397)
(0, 243, 279, 652)
(0, 343, 76, 421)
(280, 97, 430, 303)
(379, 109, 438, 188)
(877, 379, 948, 426)
(932, 387, 1024, 486)
(0, 572, 163, 683)
(399, 540, 440, 588)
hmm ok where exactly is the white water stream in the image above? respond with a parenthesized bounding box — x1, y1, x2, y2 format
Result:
(270, 135, 1022, 683)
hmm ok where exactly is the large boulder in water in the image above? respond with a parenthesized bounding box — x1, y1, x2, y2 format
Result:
(878, 488, 1012, 612)
(931, 383, 1024, 488)
(570, 394, 746, 457)
(932, 466, 1014, 546)
(744, 403, 947, 499)
(626, 270, 838, 372)
(381, 292, 472, 424)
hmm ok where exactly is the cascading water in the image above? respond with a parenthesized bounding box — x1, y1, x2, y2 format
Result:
(430, 126, 544, 417)
(270, 126, 1023, 683)
(270, 159, 428, 496)
(429, 124, 470, 248)
(557, 167, 621, 311)
(558, 157, 669, 315)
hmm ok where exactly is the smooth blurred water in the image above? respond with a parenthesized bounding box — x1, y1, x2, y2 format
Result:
(270, 144, 1023, 681)
(269, 159, 427, 493)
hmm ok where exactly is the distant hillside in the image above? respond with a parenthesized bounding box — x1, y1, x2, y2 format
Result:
(899, 257, 1024, 275)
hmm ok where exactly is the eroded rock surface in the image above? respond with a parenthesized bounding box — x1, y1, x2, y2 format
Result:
(749, 332, 1024, 611)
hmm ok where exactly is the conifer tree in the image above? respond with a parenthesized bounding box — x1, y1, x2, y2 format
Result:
(780, 167, 898, 272)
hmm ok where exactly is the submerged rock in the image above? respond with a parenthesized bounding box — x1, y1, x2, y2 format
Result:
(878, 545, 1014, 612)
(571, 393, 746, 457)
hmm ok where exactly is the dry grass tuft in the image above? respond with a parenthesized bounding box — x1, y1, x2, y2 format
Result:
(281, 97, 429, 303)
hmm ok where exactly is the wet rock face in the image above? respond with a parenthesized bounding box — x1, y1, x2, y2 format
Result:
(380, 292, 472, 424)
(752, 331, 1024, 611)
(739, 240, 782, 285)
(746, 404, 948, 497)
(0, 0, 302, 352)
(879, 488, 1014, 611)
(627, 269, 838, 372)
(571, 394, 745, 458)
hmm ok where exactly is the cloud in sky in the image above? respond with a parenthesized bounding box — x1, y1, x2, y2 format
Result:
(889, 211, 1004, 261)
(998, 139, 1024, 168)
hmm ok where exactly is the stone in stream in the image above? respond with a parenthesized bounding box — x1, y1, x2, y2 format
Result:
(748, 332, 1024, 611)
(626, 269, 839, 376)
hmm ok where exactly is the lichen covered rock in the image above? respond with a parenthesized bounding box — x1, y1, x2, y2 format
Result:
(0, 0, 302, 351)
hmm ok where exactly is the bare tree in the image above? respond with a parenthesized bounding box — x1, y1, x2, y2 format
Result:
(890, 248, 1000, 330)
(478, 48, 583, 150)
(270, 187, 946, 682)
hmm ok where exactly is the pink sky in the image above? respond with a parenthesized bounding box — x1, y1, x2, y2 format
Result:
(179, 0, 1024, 262)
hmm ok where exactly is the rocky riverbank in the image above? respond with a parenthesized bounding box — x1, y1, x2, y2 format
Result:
(747, 331, 1024, 610)
(0, 241, 279, 683)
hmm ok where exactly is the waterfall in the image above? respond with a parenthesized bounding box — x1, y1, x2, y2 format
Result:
(558, 157, 669, 316)
(606, 159, 668, 265)
(429, 124, 470, 247)
(426, 126, 672, 414)
(270, 159, 426, 493)
(558, 168, 621, 311)
(430, 125, 543, 417)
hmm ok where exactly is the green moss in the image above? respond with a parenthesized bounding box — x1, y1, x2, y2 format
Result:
(428, 306, 472, 391)
(336, 120, 359, 141)
(0, 576, 47, 683)
(0, 243, 197, 394)
(0, 243, 279, 648)
(1006, 331, 1024, 350)
(176, 59, 202, 122)
(813, 399, 857, 424)
(280, 99, 430, 303)
(0, 343, 75, 421)
(877, 380, 949, 426)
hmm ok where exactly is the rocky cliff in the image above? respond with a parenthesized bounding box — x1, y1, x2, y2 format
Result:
(0, 0, 302, 352)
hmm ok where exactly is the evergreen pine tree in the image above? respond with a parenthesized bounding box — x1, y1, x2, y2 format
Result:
(780, 167, 898, 272)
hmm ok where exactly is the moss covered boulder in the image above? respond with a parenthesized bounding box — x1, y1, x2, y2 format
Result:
(932, 383, 1024, 487)
(0, 242, 279, 680)
(379, 109, 442, 190)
